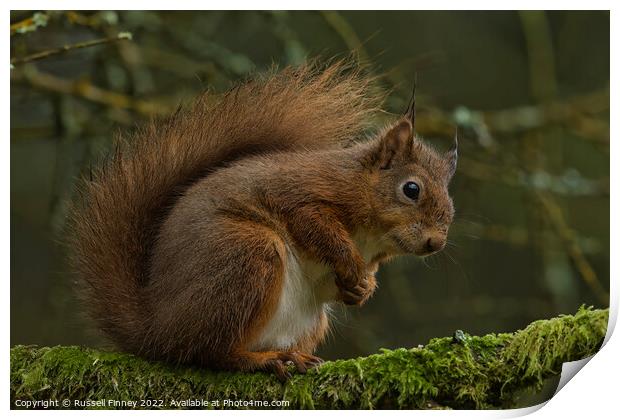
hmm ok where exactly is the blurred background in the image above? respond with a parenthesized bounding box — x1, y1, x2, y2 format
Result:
(10, 11, 609, 365)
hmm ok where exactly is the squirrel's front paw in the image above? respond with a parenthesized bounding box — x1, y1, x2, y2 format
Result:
(336, 273, 377, 306)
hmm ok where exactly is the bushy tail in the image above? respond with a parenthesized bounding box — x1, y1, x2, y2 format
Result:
(67, 61, 382, 349)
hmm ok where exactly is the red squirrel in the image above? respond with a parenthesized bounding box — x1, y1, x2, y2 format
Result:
(68, 62, 457, 381)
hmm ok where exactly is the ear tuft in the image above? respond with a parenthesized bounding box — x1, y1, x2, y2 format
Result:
(444, 127, 458, 180)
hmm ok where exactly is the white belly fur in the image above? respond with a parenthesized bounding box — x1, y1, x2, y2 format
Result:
(248, 245, 336, 351)
(248, 230, 388, 351)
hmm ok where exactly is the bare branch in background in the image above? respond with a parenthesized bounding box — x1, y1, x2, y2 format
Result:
(457, 155, 609, 197)
(11, 67, 172, 116)
(537, 192, 609, 305)
(453, 221, 602, 255)
(425, 88, 610, 145)
(10, 32, 133, 66)
(10, 12, 48, 36)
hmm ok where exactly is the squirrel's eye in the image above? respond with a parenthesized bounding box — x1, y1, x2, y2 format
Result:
(403, 182, 420, 201)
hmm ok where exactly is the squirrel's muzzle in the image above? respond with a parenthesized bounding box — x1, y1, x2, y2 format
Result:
(413, 232, 447, 256)
(425, 236, 446, 254)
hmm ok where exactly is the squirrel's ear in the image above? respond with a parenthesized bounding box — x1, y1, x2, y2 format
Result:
(365, 120, 413, 170)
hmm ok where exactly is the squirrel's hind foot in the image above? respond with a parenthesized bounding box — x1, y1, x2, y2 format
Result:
(266, 351, 323, 382)
(228, 350, 323, 382)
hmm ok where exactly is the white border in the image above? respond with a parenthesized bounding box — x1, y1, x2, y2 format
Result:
(5, 3, 616, 419)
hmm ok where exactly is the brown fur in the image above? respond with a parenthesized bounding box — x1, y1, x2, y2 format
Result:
(67, 61, 456, 381)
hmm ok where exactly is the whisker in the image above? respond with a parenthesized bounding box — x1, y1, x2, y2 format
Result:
(443, 248, 471, 284)
(443, 249, 458, 266)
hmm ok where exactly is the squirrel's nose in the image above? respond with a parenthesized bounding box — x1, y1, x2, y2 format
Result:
(425, 236, 446, 253)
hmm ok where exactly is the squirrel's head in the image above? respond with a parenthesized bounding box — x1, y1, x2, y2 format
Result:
(361, 113, 457, 258)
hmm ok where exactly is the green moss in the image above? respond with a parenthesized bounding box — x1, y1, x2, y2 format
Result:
(11, 306, 608, 409)
(498, 305, 609, 393)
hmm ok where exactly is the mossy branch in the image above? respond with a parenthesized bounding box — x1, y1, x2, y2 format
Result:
(11, 307, 608, 409)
